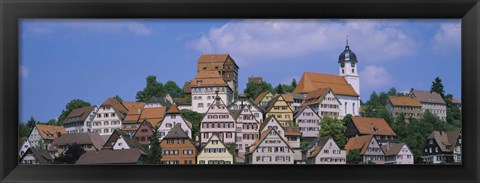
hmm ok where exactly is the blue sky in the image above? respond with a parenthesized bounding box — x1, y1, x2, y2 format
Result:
(20, 19, 461, 123)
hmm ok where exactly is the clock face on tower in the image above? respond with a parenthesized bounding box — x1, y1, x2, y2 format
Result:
(341, 63, 345, 68)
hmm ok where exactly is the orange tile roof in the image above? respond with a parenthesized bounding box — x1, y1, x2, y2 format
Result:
(274, 94, 294, 103)
(450, 97, 461, 104)
(345, 135, 374, 155)
(122, 101, 145, 123)
(351, 117, 396, 136)
(293, 72, 359, 97)
(254, 91, 270, 105)
(190, 70, 228, 87)
(139, 107, 166, 127)
(167, 104, 181, 114)
(301, 88, 332, 106)
(388, 96, 421, 107)
(35, 124, 67, 140)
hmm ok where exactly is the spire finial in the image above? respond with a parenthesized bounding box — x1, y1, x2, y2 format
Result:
(346, 35, 349, 46)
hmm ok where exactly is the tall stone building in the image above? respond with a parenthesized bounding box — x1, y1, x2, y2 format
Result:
(197, 54, 239, 93)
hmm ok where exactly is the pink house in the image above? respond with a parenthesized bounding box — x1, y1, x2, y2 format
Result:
(293, 106, 321, 138)
(200, 95, 236, 145)
(233, 105, 260, 157)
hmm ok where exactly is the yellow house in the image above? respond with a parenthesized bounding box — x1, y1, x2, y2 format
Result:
(263, 95, 294, 127)
(197, 134, 234, 164)
(254, 91, 274, 106)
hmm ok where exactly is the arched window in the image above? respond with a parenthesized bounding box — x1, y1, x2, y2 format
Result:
(353, 103, 355, 114)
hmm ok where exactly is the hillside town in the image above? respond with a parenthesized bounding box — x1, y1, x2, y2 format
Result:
(18, 42, 462, 165)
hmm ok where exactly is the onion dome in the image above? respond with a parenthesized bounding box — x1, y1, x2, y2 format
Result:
(338, 38, 358, 63)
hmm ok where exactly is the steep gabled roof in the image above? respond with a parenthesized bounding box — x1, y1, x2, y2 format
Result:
(76, 149, 146, 164)
(139, 106, 166, 127)
(410, 89, 446, 104)
(133, 120, 154, 137)
(254, 91, 272, 105)
(229, 95, 264, 113)
(122, 102, 145, 123)
(172, 97, 191, 106)
(197, 134, 233, 157)
(427, 130, 461, 152)
(306, 136, 332, 158)
(293, 72, 359, 97)
(301, 88, 340, 106)
(388, 96, 422, 107)
(350, 117, 396, 136)
(260, 115, 285, 133)
(167, 104, 181, 114)
(191, 71, 229, 87)
(163, 123, 190, 139)
(21, 147, 53, 164)
(52, 133, 105, 150)
(344, 135, 377, 155)
(293, 106, 321, 120)
(63, 106, 96, 124)
(100, 98, 128, 120)
(34, 124, 66, 140)
(380, 143, 408, 156)
(274, 94, 294, 103)
(245, 128, 294, 155)
(262, 94, 294, 113)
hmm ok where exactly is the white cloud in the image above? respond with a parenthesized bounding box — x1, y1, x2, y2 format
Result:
(432, 22, 460, 52)
(20, 65, 29, 78)
(360, 65, 392, 88)
(187, 19, 419, 65)
(23, 20, 152, 36)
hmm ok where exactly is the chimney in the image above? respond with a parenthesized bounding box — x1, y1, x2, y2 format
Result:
(355, 134, 358, 140)
(137, 108, 141, 114)
(370, 123, 374, 131)
(57, 132, 61, 137)
(386, 142, 390, 152)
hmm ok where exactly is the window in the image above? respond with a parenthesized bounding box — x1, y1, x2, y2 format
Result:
(324, 150, 329, 154)
(141, 129, 148, 132)
(168, 139, 174, 144)
(104, 113, 109, 118)
(178, 139, 184, 144)
(198, 103, 204, 108)
(212, 140, 218, 144)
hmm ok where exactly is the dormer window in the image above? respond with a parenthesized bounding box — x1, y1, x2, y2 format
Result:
(197, 81, 202, 86)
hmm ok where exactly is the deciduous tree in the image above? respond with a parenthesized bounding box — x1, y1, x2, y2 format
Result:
(54, 143, 86, 164)
(57, 99, 91, 125)
(319, 115, 346, 149)
(145, 127, 162, 164)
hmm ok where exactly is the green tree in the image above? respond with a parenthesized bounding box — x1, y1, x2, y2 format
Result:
(243, 81, 274, 101)
(57, 99, 91, 125)
(47, 119, 58, 126)
(431, 77, 445, 98)
(19, 122, 31, 137)
(319, 115, 346, 149)
(113, 95, 123, 103)
(180, 109, 203, 137)
(164, 80, 183, 98)
(291, 78, 297, 88)
(226, 143, 237, 164)
(54, 143, 86, 164)
(26, 116, 37, 129)
(136, 75, 166, 102)
(145, 127, 162, 164)
(275, 84, 285, 94)
(342, 114, 353, 127)
(346, 149, 362, 164)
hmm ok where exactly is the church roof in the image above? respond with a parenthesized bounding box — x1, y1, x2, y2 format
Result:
(293, 72, 359, 97)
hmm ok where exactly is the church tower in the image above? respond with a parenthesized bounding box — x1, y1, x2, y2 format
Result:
(338, 37, 360, 96)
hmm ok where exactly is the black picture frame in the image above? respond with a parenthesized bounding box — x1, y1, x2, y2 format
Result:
(1, 0, 479, 182)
